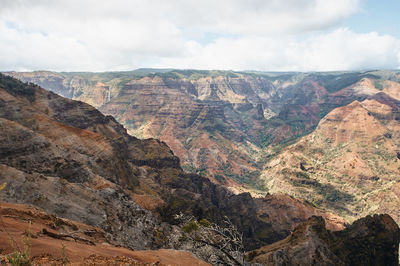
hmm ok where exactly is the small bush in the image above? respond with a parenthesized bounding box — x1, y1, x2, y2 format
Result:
(183, 221, 199, 233)
(7, 222, 32, 266)
(7, 251, 31, 266)
(61, 242, 68, 265)
(199, 219, 211, 227)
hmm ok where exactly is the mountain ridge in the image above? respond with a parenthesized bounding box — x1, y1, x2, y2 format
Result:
(8, 69, 399, 189)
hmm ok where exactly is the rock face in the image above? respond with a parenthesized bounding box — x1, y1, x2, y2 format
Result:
(99, 75, 275, 190)
(247, 214, 400, 265)
(4, 71, 89, 100)
(253, 194, 347, 243)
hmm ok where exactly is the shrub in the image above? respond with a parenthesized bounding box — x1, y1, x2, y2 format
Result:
(199, 219, 211, 227)
(7, 222, 32, 266)
(183, 221, 199, 233)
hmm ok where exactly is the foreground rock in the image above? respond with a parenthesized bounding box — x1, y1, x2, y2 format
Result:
(247, 214, 400, 265)
(0, 202, 209, 265)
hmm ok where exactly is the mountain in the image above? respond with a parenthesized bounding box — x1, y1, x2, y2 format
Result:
(0, 73, 360, 264)
(7, 70, 400, 192)
(261, 89, 400, 224)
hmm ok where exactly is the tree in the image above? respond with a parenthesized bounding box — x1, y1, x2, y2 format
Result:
(175, 213, 245, 266)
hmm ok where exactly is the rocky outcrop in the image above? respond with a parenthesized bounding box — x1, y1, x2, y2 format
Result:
(247, 214, 400, 265)
(253, 194, 347, 243)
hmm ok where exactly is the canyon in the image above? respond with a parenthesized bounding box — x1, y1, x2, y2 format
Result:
(1, 71, 400, 264)
(8, 70, 395, 188)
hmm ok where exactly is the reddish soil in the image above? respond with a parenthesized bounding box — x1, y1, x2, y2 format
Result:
(0, 202, 209, 265)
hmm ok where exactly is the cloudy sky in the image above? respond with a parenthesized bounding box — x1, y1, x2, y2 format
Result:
(1, 0, 399, 72)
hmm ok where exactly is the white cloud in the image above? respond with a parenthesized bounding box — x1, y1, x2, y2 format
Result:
(293, 29, 400, 71)
(156, 28, 400, 71)
(1, 0, 361, 34)
(0, 0, 187, 71)
(1, 0, 399, 71)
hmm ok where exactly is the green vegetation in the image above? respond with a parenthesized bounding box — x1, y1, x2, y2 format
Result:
(237, 71, 302, 81)
(199, 219, 211, 227)
(62, 68, 243, 83)
(202, 118, 226, 134)
(61, 242, 68, 266)
(181, 164, 196, 173)
(260, 133, 274, 148)
(260, 110, 317, 153)
(264, 127, 315, 156)
(214, 174, 226, 184)
(374, 79, 384, 90)
(366, 70, 400, 82)
(219, 161, 263, 188)
(148, 69, 240, 80)
(158, 195, 199, 225)
(318, 103, 337, 118)
(0, 74, 36, 101)
(183, 220, 199, 233)
(289, 176, 354, 212)
(311, 72, 380, 93)
(60, 68, 172, 80)
(7, 222, 32, 266)
(124, 118, 135, 126)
